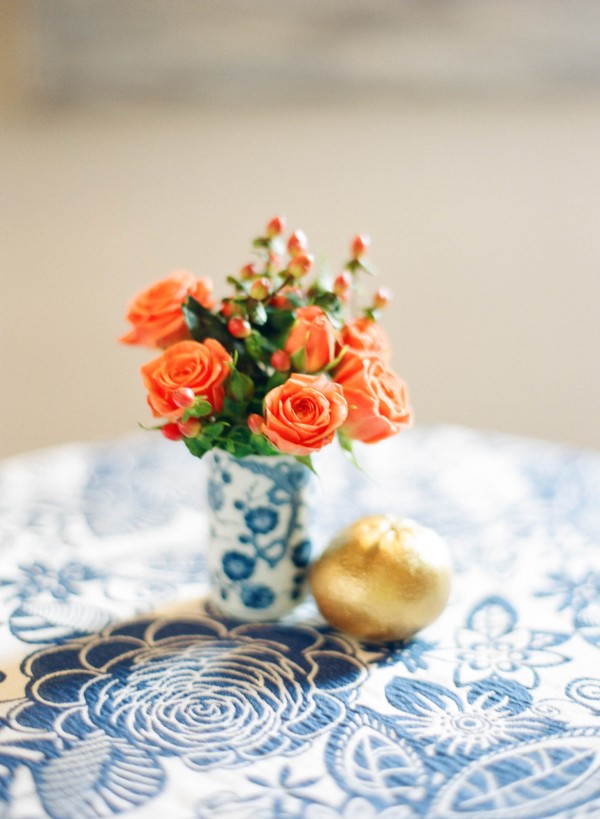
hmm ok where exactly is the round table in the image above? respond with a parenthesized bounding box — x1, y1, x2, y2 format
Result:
(0, 426, 599, 818)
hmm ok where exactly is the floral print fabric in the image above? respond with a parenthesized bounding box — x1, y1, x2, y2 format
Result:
(0, 427, 599, 817)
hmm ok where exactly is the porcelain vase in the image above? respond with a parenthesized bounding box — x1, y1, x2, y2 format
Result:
(205, 450, 316, 621)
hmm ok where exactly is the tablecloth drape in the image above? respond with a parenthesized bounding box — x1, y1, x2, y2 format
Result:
(0, 426, 599, 818)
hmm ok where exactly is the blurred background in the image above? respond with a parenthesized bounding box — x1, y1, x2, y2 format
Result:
(1, 0, 599, 459)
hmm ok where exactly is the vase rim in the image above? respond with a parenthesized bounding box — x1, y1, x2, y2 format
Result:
(206, 449, 309, 464)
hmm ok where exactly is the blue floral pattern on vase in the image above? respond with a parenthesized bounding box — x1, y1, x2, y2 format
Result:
(206, 451, 316, 621)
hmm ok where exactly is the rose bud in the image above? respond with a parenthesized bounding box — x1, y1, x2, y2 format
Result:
(161, 423, 184, 441)
(287, 229, 308, 257)
(171, 387, 196, 408)
(351, 233, 370, 259)
(250, 277, 271, 301)
(248, 413, 264, 435)
(333, 271, 353, 300)
(284, 305, 336, 372)
(266, 215, 286, 237)
(271, 349, 291, 372)
(373, 286, 392, 309)
(177, 417, 202, 438)
(288, 252, 314, 279)
(228, 317, 252, 338)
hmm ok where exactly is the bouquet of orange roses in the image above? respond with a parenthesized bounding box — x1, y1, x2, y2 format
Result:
(120, 216, 412, 468)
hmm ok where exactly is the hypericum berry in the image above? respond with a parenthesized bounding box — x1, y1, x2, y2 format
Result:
(373, 286, 392, 309)
(171, 387, 196, 408)
(287, 229, 308, 256)
(271, 349, 291, 371)
(248, 413, 264, 435)
(266, 215, 286, 237)
(351, 233, 370, 259)
(220, 300, 237, 318)
(333, 271, 353, 300)
(269, 251, 282, 269)
(288, 252, 314, 278)
(228, 317, 252, 338)
(240, 263, 258, 280)
(177, 418, 202, 438)
(161, 423, 184, 441)
(270, 293, 290, 309)
(250, 277, 271, 300)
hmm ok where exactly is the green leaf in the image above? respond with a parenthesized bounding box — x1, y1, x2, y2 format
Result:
(182, 399, 213, 421)
(283, 290, 304, 308)
(228, 424, 252, 444)
(290, 347, 306, 372)
(265, 371, 288, 392)
(226, 276, 246, 293)
(346, 258, 374, 276)
(250, 434, 278, 456)
(222, 396, 243, 418)
(337, 429, 363, 471)
(245, 330, 275, 363)
(252, 237, 270, 249)
(182, 296, 233, 350)
(308, 291, 343, 328)
(202, 421, 227, 439)
(294, 454, 317, 474)
(183, 436, 213, 458)
(264, 307, 296, 342)
(247, 397, 265, 415)
(226, 368, 255, 402)
(324, 346, 347, 373)
(363, 306, 381, 322)
(195, 400, 214, 417)
(223, 440, 253, 458)
(248, 300, 267, 326)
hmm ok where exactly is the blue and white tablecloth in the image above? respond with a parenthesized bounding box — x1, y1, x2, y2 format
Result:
(0, 426, 599, 818)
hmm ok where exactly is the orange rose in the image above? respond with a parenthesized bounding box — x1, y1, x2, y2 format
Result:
(120, 270, 215, 349)
(334, 353, 411, 443)
(261, 373, 348, 456)
(284, 306, 336, 373)
(141, 339, 231, 419)
(338, 316, 391, 361)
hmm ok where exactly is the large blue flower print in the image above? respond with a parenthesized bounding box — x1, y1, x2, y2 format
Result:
(4, 615, 366, 817)
(384, 677, 564, 757)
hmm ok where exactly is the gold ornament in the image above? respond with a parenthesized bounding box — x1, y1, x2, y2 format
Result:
(310, 515, 452, 641)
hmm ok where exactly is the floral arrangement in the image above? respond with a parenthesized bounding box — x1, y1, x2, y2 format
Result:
(120, 216, 412, 468)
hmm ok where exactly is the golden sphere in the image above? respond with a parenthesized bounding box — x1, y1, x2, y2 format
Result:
(310, 515, 452, 641)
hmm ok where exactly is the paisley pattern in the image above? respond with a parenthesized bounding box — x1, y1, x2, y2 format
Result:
(0, 426, 599, 817)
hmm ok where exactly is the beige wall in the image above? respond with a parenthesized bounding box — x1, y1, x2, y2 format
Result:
(2, 94, 599, 459)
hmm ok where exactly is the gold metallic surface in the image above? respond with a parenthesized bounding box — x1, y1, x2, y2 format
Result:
(310, 515, 452, 641)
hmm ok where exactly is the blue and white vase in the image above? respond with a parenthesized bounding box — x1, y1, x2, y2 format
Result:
(205, 450, 317, 621)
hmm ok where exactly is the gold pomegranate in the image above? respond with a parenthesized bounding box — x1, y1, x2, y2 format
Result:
(310, 515, 452, 641)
